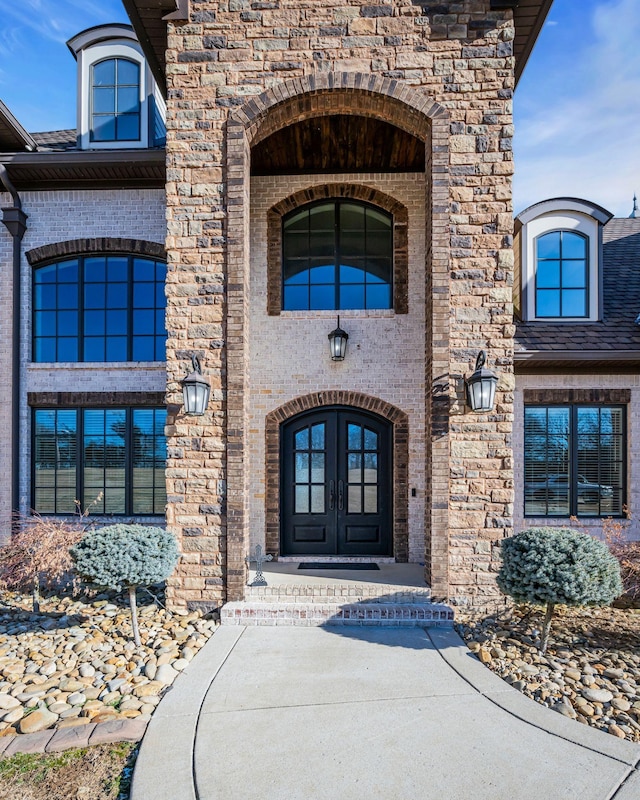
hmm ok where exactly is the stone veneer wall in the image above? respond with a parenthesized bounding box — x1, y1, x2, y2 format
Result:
(249, 172, 425, 562)
(164, 1, 516, 610)
(514, 374, 640, 542)
(0, 189, 165, 538)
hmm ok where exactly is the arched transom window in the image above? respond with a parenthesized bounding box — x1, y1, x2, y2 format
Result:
(535, 230, 588, 318)
(282, 200, 393, 311)
(91, 57, 141, 142)
(33, 254, 167, 362)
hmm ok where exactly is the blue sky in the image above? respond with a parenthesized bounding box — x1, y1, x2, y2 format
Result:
(0, 0, 637, 217)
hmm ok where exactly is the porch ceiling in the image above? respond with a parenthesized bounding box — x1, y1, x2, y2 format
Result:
(251, 115, 425, 175)
(122, 0, 554, 98)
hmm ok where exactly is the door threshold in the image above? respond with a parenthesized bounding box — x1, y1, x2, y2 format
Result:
(278, 556, 396, 564)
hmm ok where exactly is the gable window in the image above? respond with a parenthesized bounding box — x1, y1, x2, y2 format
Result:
(91, 58, 140, 142)
(33, 406, 167, 515)
(535, 231, 588, 318)
(524, 405, 625, 517)
(516, 199, 613, 322)
(33, 254, 167, 363)
(282, 200, 392, 311)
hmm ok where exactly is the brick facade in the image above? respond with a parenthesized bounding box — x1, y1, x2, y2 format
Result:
(0, 189, 165, 536)
(164, 1, 516, 610)
(250, 172, 425, 566)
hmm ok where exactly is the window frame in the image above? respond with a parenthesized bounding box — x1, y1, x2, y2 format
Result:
(534, 229, 589, 320)
(32, 253, 167, 364)
(520, 208, 602, 322)
(90, 57, 141, 144)
(78, 40, 149, 150)
(31, 406, 167, 517)
(524, 403, 626, 519)
(281, 199, 394, 312)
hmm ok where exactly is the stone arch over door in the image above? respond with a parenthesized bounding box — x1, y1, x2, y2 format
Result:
(224, 73, 451, 601)
(265, 391, 409, 561)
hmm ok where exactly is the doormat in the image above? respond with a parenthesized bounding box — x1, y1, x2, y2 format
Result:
(297, 562, 380, 570)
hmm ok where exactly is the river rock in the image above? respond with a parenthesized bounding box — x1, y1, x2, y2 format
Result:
(19, 707, 58, 734)
(582, 688, 614, 704)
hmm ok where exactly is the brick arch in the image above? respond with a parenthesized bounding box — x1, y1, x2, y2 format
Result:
(224, 73, 451, 602)
(229, 73, 448, 145)
(265, 391, 409, 561)
(267, 183, 409, 315)
(26, 237, 166, 266)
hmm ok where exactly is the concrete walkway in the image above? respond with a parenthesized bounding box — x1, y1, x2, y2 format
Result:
(131, 625, 640, 800)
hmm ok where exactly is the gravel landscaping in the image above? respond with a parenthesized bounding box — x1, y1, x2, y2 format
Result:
(0, 592, 217, 739)
(456, 605, 640, 742)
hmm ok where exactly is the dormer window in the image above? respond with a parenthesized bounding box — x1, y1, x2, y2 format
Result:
(515, 198, 613, 323)
(535, 230, 588, 318)
(67, 24, 165, 150)
(91, 58, 141, 142)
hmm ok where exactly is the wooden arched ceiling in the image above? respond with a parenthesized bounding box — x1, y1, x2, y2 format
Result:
(250, 115, 425, 175)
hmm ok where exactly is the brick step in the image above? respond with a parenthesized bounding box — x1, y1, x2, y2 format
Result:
(221, 601, 454, 627)
(244, 584, 432, 604)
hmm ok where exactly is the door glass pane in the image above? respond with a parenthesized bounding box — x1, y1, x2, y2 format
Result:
(348, 485, 362, 513)
(311, 485, 324, 514)
(364, 485, 378, 514)
(364, 453, 378, 483)
(364, 429, 377, 450)
(295, 427, 309, 450)
(348, 423, 361, 450)
(311, 453, 324, 483)
(348, 453, 361, 483)
(295, 485, 309, 514)
(311, 423, 324, 449)
(295, 453, 309, 482)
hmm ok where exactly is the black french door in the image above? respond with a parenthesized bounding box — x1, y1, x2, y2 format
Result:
(281, 407, 392, 556)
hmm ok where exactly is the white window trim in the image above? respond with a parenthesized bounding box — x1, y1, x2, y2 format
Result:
(77, 40, 150, 150)
(522, 211, 600, 322)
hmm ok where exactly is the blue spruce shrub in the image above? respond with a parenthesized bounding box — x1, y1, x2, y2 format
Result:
(71, 524, 178, 591)
(497, 527, 622, 652)
(71, 524, 179, 645)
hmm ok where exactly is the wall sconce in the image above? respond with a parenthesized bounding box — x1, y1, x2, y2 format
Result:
(466, 351, 498, 413)
(181, 355, 211, 416)
(328, 316, 349, 361)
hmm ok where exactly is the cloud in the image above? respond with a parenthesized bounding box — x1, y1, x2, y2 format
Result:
(515, 0, 640, 217)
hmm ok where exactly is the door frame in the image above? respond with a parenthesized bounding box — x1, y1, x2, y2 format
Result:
(280, 406, 393, 557)
(264, 391, 409, 561)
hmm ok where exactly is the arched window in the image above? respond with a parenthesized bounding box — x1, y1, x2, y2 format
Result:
(91, 57, 140, 142)
(282, 200, 393, 311)
(33, 254, 167, 362)
(535, 230, 588, 318)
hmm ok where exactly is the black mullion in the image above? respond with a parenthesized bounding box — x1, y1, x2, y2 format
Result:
(77, 408, 83, 515)
(570, 405, 578, 517)
(126, 408, 133, 516)
(543, 407, 550, 516)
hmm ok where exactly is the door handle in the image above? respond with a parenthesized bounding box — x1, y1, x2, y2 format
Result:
(329, 480, 335, 510)
(338, 480, 344, 510)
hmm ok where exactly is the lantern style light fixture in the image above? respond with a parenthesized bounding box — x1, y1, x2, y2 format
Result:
(466, 350, 499, 413)
(181, 355, 211, 416)
(328, 316, 349, 361)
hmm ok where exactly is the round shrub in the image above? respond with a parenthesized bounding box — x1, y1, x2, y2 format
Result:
(497, 527, 622, 607)
(71, 524, 179, 591)
(497, 527, 622, 654)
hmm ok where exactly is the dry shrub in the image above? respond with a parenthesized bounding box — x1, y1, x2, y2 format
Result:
(602, 515, 640, 600)
(0, 499, 99, 611)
